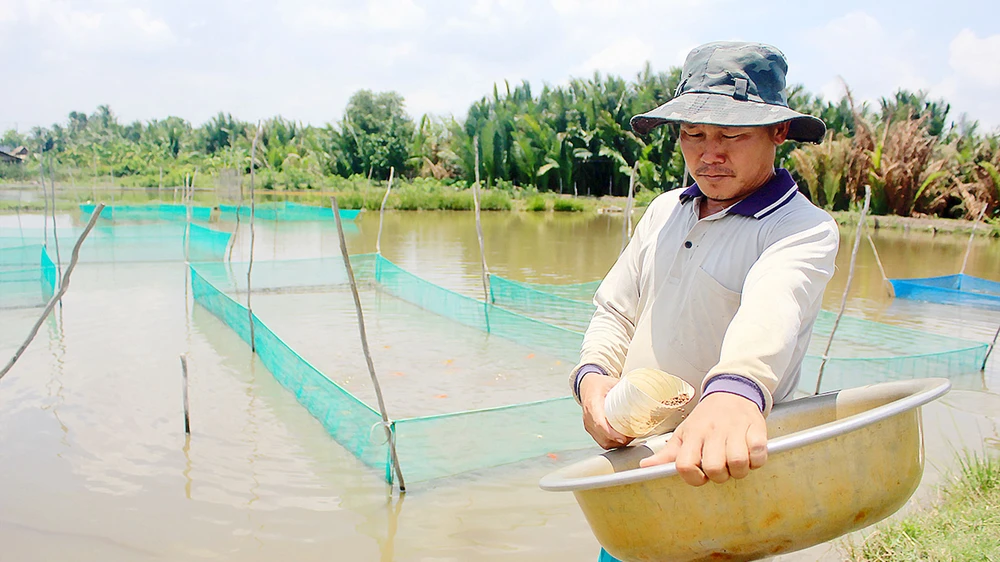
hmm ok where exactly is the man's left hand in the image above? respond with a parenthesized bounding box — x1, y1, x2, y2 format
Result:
(638, 392, 767, 486)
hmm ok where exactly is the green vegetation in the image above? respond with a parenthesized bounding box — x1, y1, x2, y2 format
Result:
(552, 197, 589, 212)
(844, 450, 1000, 560)
(3, 71, 999, 220)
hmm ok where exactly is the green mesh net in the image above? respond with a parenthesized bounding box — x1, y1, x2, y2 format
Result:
(488, 274, 989, 393)
(190, 253, 988, 484)
(191, 255, 591, 483)
(0, 244, 56, 309)
(0, 223, 232, 263)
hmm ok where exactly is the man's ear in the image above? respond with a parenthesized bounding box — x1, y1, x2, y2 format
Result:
(772, 122, 791, 145)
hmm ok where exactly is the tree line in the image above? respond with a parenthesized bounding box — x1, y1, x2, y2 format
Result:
(2, 64, 998, 219)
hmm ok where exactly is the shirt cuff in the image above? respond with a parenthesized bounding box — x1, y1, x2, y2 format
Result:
(573, 364, 608, 401)
(702, 374, 765, 412)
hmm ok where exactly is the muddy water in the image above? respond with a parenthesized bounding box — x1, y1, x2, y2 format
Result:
(1, 209, 998, 562)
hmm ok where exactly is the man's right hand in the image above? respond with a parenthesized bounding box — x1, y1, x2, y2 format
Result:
(579, 373, 632, 449)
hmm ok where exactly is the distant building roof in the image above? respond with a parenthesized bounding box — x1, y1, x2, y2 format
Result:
(0, 145, 27, 163)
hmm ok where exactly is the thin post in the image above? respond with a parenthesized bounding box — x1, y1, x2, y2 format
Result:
(865, 230, 894, 298)
(982, 324, 1000, 371)
(621, 162, 638, 253)
(92, 149, 98, 201)
(1, 203, 105, 381)
(180, 354, 191, 434)
(159, 166, 163, 200)
(39, 154, 48, 247)
(815, 185, 872, 395)
(331, 196, 406, 492)
(47, 156, 64, 286)
(228, 164, 245, 262)
(246, 122, 263, 352)
(472, 136, 490, 303)
(960, 203, 988, 276)
(375, 167, 395, 255)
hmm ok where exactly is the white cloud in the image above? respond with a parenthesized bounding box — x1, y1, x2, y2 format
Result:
(932, 29, 1000, 129)
(802, 11, 928, 104)
(3, 0, 175, 53)
(577, 37, 654, 76)
(283, 0, 426, 31)
(947, 29, 1000, 88)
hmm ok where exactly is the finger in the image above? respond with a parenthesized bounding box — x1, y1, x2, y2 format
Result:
(639, 432, 682, 468)
(747, 423, 768, 470)
(674, 434, 708, 487)
(726, 433, 751, 480)
(700, 433, 731, 484)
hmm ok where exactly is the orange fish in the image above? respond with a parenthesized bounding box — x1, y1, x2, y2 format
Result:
(435, 394, 449, 399)
(526, 353, 535, 359)
(391, 372, 405, 377)
(547, 453, 559, 460)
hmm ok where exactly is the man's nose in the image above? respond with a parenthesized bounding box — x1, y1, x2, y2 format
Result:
(701, 142, 726, 164)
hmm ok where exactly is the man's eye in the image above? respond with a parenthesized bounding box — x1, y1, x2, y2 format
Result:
(723, 134, 742, 140)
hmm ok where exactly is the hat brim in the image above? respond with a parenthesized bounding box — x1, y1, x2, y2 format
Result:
(630, 93, 827, 143)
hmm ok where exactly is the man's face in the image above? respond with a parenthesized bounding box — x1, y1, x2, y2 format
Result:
(679, 122, 790, 202)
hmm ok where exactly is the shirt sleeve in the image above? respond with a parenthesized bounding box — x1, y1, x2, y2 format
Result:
(568, 196, 667, 402)
(703, 217, 839, 415)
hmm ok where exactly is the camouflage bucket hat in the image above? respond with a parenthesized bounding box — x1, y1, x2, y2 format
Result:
(630, 41, 826, 143)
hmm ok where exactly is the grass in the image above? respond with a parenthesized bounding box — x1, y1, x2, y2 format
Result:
(552, 198, 589, 212)
(843, 450, 1000, 560)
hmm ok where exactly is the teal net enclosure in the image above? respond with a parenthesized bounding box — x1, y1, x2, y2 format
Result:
(80, 202, 359, 223)
(488, 274, 989, 394)
(191, 255, 591, 484)
(891, 274, 1000, 311)
(80, 203, 214, 222)
(0, 223, 232, 263)
(0, 244, 56, 309)
(218, 202, 359, 222)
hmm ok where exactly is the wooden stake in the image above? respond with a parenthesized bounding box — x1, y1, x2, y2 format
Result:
(472, 136, 490, 304)
(180, 354, 191, 434)
(960, 203, 988, 276)
(246, 122, 263, 352)
(815, 185, 872, 395)
(865, 230, 894, 298)
(47, 156, 64, 286)
(375, 167, 395, 255)
(331, 196, 406, 492)
(983, 324, 1000, 372)
(1, 204, 106, 381)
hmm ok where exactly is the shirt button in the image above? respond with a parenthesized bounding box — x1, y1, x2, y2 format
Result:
(684, 241, 693, 249)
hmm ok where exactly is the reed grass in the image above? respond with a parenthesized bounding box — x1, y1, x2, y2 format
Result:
(844, 449, 1000, 561)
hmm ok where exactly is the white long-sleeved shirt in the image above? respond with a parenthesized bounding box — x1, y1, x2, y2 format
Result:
(571, 169, 839, 422)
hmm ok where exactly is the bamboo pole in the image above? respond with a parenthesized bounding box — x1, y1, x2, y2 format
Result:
(39, 154, 48, 247)
(960, 203, 988, 276)
(180, 354, 191, 434)
(228, 164, 245, 262)
(815, 185, 872, 395)
(983, 324, 1000, 372)
(621, 162, 638, 253)
(331, 196, 406, 492)
(246, 122, 263, 352)
(865, 230, 894, 297)
(375, 167, 395, 255)
(47, 156, 64, 286)
(472, 136, 490, 304)
(1, 204, 105, 381)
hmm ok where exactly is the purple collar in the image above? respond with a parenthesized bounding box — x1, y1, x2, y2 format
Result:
(679, 168, 800, 219)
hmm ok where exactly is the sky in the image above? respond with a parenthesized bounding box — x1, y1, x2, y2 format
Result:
(2, 0, 999, 134)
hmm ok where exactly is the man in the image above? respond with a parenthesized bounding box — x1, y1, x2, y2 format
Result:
(571, 41, 839, 490)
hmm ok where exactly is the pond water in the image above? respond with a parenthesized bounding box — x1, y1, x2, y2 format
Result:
(1, 209, 999, 561)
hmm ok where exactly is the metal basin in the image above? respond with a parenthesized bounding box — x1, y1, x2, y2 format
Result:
(539, 378, 951, 562)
